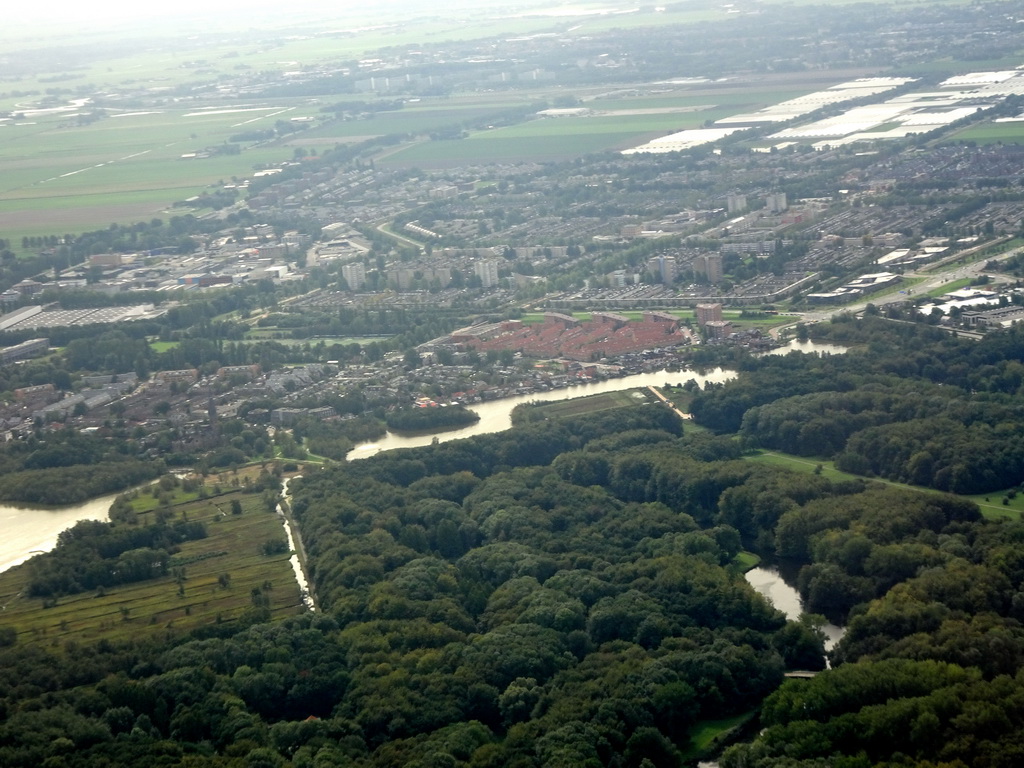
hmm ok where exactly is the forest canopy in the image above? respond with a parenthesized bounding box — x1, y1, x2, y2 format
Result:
(3, 318, 1024, 767)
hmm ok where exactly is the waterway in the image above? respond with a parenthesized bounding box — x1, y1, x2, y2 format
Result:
(762, 338, 849, 357)
(0, 339, 843, 573)
(277, 477, 316, 611)
(0, 491, 126, 574)
(348, 367, 737, 459)
(745, 565, 845, 653)
(349, 338, 845, 460)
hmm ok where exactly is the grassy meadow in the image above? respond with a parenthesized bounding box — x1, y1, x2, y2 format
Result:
(0, 104, 307, 239)
(376, 86, 824, 167)
(520, 388, 654, 420)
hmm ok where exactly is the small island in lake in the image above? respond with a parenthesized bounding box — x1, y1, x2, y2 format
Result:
(384, 404, 481, 432)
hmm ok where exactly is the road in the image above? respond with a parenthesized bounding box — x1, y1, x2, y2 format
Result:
(797, 243, 1024, 326)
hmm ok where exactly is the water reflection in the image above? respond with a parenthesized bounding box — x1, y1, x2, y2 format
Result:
(350, 367, 737, 459)
(0, 493, 121, 574)
(278, 477, 315, 611)
(762, 339, 849, 357)
(745, 565, 845, 652)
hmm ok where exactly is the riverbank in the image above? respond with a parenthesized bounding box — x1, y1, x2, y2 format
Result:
(349, 339, 847, 460)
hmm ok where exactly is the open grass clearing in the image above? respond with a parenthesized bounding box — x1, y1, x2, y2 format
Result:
(732, 551, 761, 571)
(893, 54, 1024, 78)
(147, 340, 181, 353)
(300, 104, 538, 142)
(682, 711, 758, 760)
(658, 384, 698, 415)
(378, 131, 645, 166)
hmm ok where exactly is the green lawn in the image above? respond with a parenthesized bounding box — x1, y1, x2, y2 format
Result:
(924, 278, 973, 298)
(732, 551, 761, 571)
(148, 340, 181, 353)
(948, 118, 1024, 145)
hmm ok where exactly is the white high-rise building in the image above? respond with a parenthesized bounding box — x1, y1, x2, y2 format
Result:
(727, 193, 748, 214)
(765, 192, 788, 213)
(474, 259, 500, 288)
(341, 262, 366, 290)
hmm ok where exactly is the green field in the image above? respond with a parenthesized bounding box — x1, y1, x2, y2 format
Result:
(732, 551, 761, 571)
(148, 340, 181, 353)
(0, 105, 306, 238)
(521, 388, 653, 419)
(682, 712, 758, 760)
(299, 102, 539, 143)
(949, 121, 1024, 145)
(924, 277, 973, 297)
(378, 102, 805, 167)
(0, 487, 304, 647)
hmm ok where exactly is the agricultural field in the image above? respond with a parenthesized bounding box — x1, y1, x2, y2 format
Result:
(0, 487, 304, 648)
(949, 120, 1024, 145)
(0, 104, 310, 239)
(377, 84, 830, 168)
(297, 101, 542, 144)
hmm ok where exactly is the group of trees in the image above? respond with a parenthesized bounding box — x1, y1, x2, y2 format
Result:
(0, 428, 164, 504)
(6, 316, 1024, 766)
(25, 518, 207, 598)
(692, 317, 1024, 494)
(384, 404, 480, 432)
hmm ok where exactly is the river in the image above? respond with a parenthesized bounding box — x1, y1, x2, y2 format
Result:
(349, 338, 845, 459)
(0, 491, 127, 574)
(745, 565, 845, 653)
(0, 338, 843, 572)
(277, 477, 316, 611)
(348, 366, 738, 459)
